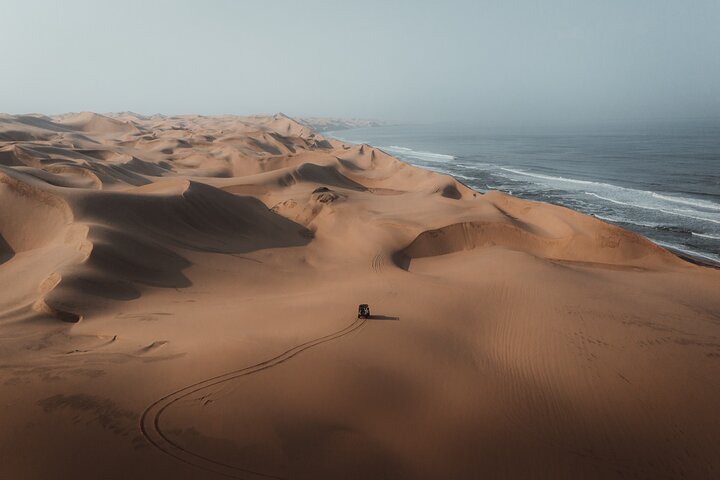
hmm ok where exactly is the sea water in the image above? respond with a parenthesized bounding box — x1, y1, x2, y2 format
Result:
(327, 121, 720, 264)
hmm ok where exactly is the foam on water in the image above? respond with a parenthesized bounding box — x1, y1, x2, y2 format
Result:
(380, 145, 455, 162)
(324, 128, 720, 264)
(488, 166, 719, 226)
(583, 192, 720, 225)
(651, 192, 720, 212)
(498, 167, 600, 186)
(328, 135, 455, 163)
(327, 133, 369, 145)
(655, 240, 720, 264)
(594, 214, 666, 229)
(693, 232, 720, 240)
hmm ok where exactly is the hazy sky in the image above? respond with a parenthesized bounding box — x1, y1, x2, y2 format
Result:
(2, 0, 719, 124)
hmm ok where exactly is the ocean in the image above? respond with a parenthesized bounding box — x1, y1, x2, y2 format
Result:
(327, 121, 720, 265)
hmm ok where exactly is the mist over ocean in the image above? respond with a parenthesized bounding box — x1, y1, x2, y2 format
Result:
(329, 121, 720, 264)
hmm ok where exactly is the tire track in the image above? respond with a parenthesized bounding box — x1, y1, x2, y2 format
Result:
(372, 250, 394, 289)
(371, 251, 384, 273)
(140, 316, 367, 479)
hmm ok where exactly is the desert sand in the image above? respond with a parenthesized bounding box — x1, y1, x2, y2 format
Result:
(0, 112, 719, 479)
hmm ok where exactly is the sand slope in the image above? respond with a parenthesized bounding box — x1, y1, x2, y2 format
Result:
(0, 112, 718, 479)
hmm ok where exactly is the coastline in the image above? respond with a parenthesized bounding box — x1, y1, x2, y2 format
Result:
(323, 123, 720, 267)
(1, 113, 719, 479)
(663, 245, 720, 269)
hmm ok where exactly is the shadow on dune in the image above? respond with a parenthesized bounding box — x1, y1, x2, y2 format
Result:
(86, 225, 192, 289)
(0, 234, 13, 265)
(247, 136, 284, 155)
(44, 182, 314, 320)
(43, 220, 198, 315)
(75, 181, 314, 254)
(279, 163, 367, 192)
(51, 226, 193, 307)
(392, 215, 683, 271)
(391, 251, 412, 271)
(368, 314, 400, 321)
(56, 275, 143, 302)
(439, 183, 462, 200)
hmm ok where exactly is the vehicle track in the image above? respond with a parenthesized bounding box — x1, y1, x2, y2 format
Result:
(371, 252, 384, 273)
(140, 315, 367, 479)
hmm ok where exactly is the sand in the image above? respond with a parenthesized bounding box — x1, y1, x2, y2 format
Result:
(0, 112, 718, 479)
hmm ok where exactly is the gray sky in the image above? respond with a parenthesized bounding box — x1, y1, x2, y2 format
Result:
(2, 0, 719, 124)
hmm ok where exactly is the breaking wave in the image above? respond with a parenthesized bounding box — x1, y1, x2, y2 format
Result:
(583, 192, 720, 225)
(380, 145, 455, 162)
(693, 232, 720, 240)
(654, 241, 720, 264)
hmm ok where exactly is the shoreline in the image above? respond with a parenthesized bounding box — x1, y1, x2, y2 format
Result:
(1, 112, 719, 479)
(664, 246, 720, 269)
(323, 125, 720, 268)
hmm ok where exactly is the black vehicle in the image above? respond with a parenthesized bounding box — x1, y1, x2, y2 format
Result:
(358, 304, 370, 319)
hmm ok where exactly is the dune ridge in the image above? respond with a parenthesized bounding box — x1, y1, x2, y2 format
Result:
(0, 111, 486, 325)
(0, 112, 718, 480)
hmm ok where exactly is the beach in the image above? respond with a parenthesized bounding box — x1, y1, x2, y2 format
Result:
(1, 112, 719, 479)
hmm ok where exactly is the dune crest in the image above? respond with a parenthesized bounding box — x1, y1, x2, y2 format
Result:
(395, 191, 684, 270)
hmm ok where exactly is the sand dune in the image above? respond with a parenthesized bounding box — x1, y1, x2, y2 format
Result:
(395, 191, 684, 271)
(55, 111, 141, 135)
(0, 112, 718, 479)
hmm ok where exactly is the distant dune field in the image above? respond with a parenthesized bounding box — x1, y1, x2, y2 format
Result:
(0, 112, 718, 479)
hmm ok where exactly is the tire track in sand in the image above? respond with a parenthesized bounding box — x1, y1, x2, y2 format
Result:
(140, 315, 367, 479)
